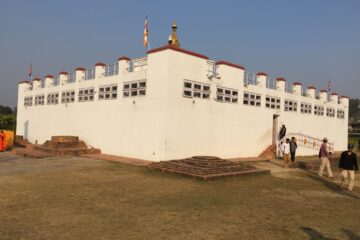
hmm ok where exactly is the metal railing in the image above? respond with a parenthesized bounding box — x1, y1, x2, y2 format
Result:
(105, 62, 119, 76)
(284, 132, 335, 151)
(207, 60, 219, 79)
(266, 77, 277, 90)
(53, 76, 60, 86)
(301, 89, 308, 97)
(244, 72, 257, 86)
(285, 82, 293, 93)
(129, 57, 147, 72)
(85, 68, 95, 80)
(67, 73, 76, 83)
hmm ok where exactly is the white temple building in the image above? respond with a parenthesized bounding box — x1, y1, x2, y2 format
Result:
(16, 25, 349, 161)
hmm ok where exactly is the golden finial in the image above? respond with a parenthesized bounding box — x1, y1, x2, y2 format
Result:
(168, 20, 180, 47)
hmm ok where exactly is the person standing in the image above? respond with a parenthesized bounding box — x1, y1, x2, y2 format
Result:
(290, 137, 297, 163)
(0, 130, 6, 152)
(279, 124, 286, 141)
(339, 144, 358, 192)
(318, 138, 334, 178)
(281, 138, 291, 168)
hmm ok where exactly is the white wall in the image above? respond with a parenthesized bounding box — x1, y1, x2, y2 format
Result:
(16, 46, 349, 161)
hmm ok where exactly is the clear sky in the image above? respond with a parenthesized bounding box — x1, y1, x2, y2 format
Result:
(0, 0, 359, 108)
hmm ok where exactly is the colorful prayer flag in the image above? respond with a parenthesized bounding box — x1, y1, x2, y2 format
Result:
(144, 16, 148, 48)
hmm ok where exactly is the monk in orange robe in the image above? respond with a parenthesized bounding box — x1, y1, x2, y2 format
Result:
(0, 130, 6, 151)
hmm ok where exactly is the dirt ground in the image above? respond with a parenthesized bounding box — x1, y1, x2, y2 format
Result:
(0, 152, 359, 240)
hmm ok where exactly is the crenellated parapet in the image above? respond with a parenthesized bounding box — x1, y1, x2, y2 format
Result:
(256, 72, 267, 88)
(330, 93, 339, 103)
(32, 77, 41, 89)
(292, 82, 302, 95)
(276, 77, 286, 91)
(18, 45, 348, 118)
(44, 75, 54, 87)
(319, 90, 328, 101)
(306, 86, 316, 98)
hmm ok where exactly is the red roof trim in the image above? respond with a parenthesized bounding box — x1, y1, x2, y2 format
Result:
(59, 71, 69, 75)
(319, 89, 328, 93)
(256, 72, 267, 76)
(147, 45, 209, 60)
(75, 67, 86, 71)
(340, 95, 349, 99)
(118, 56, 130, 61)
(95, 62, 106, 67)
(45, 75, 54, 78)
(32, 77, 41, 81)
(216, 61, 245, 70)
(276, 77, 286, 82)
(18, 80, 31, 84)
(292, 82, 302, 86)
(307, 86, 316, 89)
(331, 92, 338, 96)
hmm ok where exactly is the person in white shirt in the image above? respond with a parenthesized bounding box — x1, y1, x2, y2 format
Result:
(281, 138, 291, 168)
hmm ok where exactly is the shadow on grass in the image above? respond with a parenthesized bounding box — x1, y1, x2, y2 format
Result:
(304, 172, 360, 200)
(300, 226, 337, 240)
(341, 228, 360, 240)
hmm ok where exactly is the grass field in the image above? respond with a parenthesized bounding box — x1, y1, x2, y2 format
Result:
(0, 153, 359, 240)
(349, 134, 360, 149)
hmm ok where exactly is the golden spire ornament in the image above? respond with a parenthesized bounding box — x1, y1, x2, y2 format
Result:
(168, 21, 180, 47)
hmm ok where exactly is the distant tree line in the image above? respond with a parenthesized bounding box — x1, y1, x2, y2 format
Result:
(349, 99, 360, 122)
(0, 104, 16, 131)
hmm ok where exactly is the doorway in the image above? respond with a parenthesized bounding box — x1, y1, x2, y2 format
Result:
(272, 114, 279, 145)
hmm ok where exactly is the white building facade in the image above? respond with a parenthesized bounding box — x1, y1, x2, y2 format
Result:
(16, 45, 349, 161)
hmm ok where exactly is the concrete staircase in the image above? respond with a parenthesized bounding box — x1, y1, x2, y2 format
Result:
(259, 144, 276, 159)
(14, 135, 30, 148)
(148, 156, 270, 181)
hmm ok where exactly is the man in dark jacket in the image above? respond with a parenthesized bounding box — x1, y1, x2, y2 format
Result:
(339, 144, 358, 192)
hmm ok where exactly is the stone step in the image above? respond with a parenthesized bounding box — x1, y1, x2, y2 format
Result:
(14, 135, 30, 148)
(150, 164, 270, 181)
(149, 156, 270, 181)
(13, 148, 53, 159)
(151, 163, 256, 175)
(34, 146, 100, 156)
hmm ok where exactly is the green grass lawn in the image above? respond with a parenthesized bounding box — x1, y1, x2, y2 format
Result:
(349, 134, 360, 149)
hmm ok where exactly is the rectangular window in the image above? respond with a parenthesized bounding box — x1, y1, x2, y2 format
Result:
(47, 92, 59, 105)
(183, 80, 210, 99)
(243, 92, 261, 107)
(35, 95, 45, 106)
(78, 87, 95, 102)
(300, 102, 312, 114)
(326, 108, 335, 117)
(24, 96, 33, 106)
(216, 87, 238, 103)
(284, 100, 298, 112)
(123, 80, 146, 98)
(99, 84, 118, 100)
(61, 90, 75, 103)
(265, 96, 280, 109)
(337, 109, 345, 119)
(314, 105, 324, 116)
